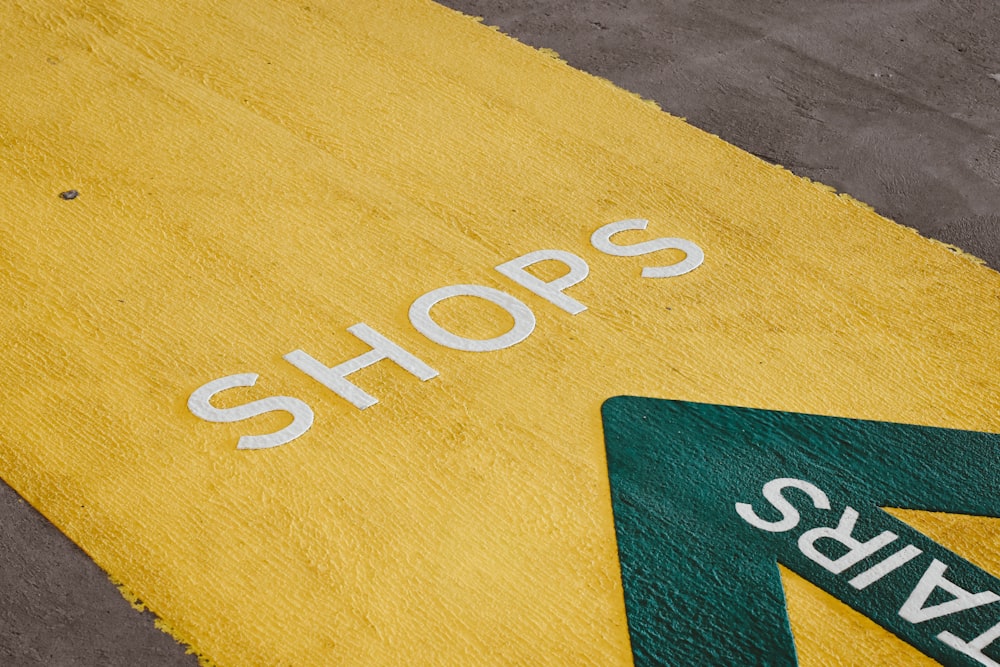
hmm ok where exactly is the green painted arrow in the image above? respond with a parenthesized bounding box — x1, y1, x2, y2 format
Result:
(602, 397, 1000, 666)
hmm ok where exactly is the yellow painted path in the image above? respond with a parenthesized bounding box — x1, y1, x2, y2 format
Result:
(1, 1, 998, 664)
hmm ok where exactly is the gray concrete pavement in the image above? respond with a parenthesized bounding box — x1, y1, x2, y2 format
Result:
(0, 485, 193, 666)
(3, 2, 997, 664)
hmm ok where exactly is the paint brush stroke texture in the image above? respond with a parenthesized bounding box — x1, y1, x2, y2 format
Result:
(0, 1, 998, 664)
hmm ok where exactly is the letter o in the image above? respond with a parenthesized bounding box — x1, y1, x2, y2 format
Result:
(409, 284, 536, 352)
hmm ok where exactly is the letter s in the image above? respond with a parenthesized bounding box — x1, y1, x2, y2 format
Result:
(591, 218, 704, 277)
(188, 373, 314, 450)
(735, 477, 831, 533)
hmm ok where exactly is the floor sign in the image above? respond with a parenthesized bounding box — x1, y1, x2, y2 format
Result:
(604, 397, 1000, 666)
(1, 0, 999, 665)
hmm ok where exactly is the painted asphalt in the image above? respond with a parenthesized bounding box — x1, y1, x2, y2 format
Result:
(1, 2, 997, 665)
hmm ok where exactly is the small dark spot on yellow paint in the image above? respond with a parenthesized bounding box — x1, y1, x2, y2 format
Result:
(59, 190, 79, 200)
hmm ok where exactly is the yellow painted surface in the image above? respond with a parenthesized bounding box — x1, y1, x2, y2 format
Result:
(887, 509, 1000, 577)
(1, 0, 998, 664)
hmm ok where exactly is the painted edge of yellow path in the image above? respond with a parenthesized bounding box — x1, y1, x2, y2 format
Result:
(473, 12, 994, 275)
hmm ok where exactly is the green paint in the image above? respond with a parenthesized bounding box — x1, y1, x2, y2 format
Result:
(602, 397, 1000, 666)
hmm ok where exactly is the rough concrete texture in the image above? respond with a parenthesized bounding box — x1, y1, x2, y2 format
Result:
(441, 0, 1000, 270)
(2, 1, 997, 664)
(0, 483, 197, 666)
